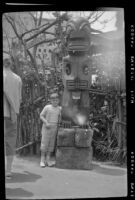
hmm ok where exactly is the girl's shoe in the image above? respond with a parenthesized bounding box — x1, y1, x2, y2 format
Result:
(40, 161, 46, 168)
(47, 160, 55, 167)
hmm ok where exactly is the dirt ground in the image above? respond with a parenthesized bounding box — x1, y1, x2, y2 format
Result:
(5, 155, 127, 199)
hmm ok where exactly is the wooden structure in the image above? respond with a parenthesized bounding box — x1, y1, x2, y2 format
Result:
(56, 17, 94, 169)
(16, 70, 47, 155)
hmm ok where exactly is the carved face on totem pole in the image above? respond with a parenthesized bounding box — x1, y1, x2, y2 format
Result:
(61, 17, 92, 126)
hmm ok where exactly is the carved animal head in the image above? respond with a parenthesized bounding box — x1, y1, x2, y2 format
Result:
(66, 17, 91, 52)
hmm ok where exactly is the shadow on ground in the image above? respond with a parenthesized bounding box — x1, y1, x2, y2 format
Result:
(92, 163, 127, 176)
(56, 162, 127, 176)
(6, 171, 41, 183)
(6, 187, 33, 197)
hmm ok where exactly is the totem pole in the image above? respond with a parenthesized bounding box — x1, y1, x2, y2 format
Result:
(56, 17, 93, 170)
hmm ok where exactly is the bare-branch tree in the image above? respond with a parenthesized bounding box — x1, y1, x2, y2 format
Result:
(89, 11, 105, 25)
(3, 11, 115, 83)
(4, 14, 21, 40)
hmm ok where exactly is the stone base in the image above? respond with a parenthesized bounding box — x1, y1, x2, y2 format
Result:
(56, 146, 93, 170)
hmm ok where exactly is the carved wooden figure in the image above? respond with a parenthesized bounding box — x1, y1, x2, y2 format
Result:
(56, 17, 93, 170)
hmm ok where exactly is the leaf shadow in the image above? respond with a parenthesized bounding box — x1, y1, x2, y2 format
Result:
(92, 163, 127, 176)
(6, 171, 41, 183)
(6, 187, 33, 198)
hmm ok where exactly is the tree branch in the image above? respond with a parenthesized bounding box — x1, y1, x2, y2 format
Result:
(4, 14, 21, 39)
(89, 11, 105, 25)
(38, 11, 43, 27)
(25, 13, 68, 43)
(18, 15, 29, 33)
(21, 22, 50, 38)
(87, 12, 94, 20)
(3, 29, 11, 52)
(26, 38, 57, 49)
(29, 12, 37, 26)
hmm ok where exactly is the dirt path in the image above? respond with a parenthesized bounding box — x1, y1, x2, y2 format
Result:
(5, 155, 127, 199)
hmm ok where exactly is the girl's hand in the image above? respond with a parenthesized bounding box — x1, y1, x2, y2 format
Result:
(46, 122, 51, 129)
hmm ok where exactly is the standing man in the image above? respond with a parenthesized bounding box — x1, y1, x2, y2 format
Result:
(3, 57, 22, 179)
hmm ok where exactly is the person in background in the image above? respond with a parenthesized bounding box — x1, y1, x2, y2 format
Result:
(3, 57, 22, 179)
(40, 93, 61, 167)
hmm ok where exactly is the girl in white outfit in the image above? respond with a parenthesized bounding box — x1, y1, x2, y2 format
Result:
(40, 93, 61, 167)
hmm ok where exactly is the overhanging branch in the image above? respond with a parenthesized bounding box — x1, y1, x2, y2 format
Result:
(25, 13, 68, 43)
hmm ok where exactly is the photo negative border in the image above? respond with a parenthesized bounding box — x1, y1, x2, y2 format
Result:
(1, 1, 135, 199)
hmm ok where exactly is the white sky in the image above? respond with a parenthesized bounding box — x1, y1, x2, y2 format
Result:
(42, 11, 118, 32)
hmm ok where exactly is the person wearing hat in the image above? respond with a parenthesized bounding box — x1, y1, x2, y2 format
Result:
(3, 57, 22, 179)
(40, 93, 61, 167)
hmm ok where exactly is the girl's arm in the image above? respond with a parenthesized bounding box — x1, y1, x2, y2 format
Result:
(40, 114, 48, 125)
(40, 106, 50, 127)
(40, 106, 47, 124)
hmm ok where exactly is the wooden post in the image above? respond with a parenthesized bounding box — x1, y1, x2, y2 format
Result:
(36, 142, 40, 156)
(29, 145, 33, 155)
